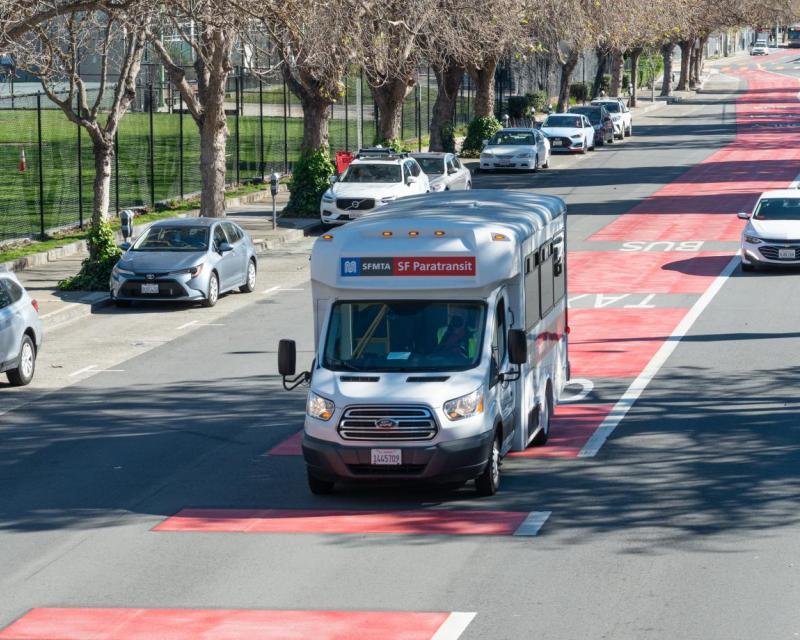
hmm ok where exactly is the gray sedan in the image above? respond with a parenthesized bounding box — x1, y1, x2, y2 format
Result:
(110, 218, 258, 307)
(411, 152, 472, 191)
(0, 270, 43, 386)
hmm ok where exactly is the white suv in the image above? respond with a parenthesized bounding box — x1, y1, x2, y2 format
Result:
(320, 150, 430, 226)
(591, 98, 632, 139)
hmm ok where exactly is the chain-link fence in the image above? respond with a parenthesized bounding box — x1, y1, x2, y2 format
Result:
(0, 66, 476, 243)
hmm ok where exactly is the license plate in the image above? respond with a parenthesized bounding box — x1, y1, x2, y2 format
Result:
(496, 161, 511, 167)
(141, 283, 159, 294)
(552, 140, 562, 147)
(371, 448, 402, 465)
(779, 248, 796, 259)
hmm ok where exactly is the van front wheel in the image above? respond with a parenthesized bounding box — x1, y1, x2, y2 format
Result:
(475, 433, 501, 496)
(307, 468, 335, 495)
(531, 383, 553, 446)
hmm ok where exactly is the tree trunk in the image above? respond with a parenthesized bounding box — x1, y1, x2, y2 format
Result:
(592, 47, 606, 98)
(199, 109, 228, 218)
(298, 96, 331, 153)
(676, 40, 693, 91)
(609, 48, 625, 97)
(557, 51, 579, 113)
(370, 76, 413, 142)
(429, 62, 465, 152)
(629, 48, 643, 107)
(660, 43, 674, 97)
(468, 59, 497, 119)
(91, 136, 114, 234)
(694, 36, 708, 86)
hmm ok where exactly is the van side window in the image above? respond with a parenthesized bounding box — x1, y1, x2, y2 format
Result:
(539, 245, 555, 316)
(524, 253, 540, 329)
(553, 236, 566, 304)
(491, 298, 507, 372)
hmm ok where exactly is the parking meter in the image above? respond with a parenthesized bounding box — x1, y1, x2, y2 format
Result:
(269, 172, 281, 230)
(502, 113, 510, 128)
(119, 209, 134, 244)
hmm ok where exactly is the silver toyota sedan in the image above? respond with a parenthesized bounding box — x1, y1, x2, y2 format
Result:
(0, 269, 43, 386)
(110, 218, 258, 307)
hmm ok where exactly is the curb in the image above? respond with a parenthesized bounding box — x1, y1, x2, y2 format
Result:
(39, 293, 112, 333)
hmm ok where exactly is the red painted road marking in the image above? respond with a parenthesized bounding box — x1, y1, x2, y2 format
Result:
(508, 404, 614, 458)
(0, 608, 473, 640)
(590, 212, 745, 242)
(266, 431, 303, 456)
(154, 508, 543, 536)
(568, 252, 731, 294)
(568, 308, 687, 379)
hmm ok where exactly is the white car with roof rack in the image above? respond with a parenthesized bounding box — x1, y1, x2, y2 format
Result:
(320, 148, 430, 226)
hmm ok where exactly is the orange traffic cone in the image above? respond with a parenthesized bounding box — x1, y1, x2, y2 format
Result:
(18, 147, 27, 173)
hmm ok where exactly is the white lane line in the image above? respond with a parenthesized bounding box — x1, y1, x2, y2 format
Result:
(578, 256, 739, 457)
(69, 365, 97, 378)
(279, 288, 305, 292)
(513, 511, 552, 536)
(176, 320, 198, 330)
(262, 285, 281, 295)
(431, 612, 477, 640)
(559, 378, 594, 403)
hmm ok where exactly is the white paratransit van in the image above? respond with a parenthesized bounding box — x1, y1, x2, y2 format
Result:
(278, 190, 569, 496)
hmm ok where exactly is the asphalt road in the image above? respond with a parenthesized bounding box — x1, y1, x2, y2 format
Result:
(1, 53, 799, 640)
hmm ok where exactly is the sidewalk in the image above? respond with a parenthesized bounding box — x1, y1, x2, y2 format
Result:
(11, 195, 320, 332)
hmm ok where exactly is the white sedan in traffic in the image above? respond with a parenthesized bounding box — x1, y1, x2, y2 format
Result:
(540, 114, 596, 153)
(739, 189, 800, 271)
(479, 128, 550, 172)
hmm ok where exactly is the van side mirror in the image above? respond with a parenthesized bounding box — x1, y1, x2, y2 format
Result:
(278, 339, 297, 376)
(508, 329, 528, 365)
(737, 211, 751, 220)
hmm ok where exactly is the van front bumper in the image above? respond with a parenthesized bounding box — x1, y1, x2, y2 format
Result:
(302, 431, 493, 484)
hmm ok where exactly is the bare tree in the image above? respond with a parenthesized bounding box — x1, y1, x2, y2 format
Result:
(3, 2, 149, 229)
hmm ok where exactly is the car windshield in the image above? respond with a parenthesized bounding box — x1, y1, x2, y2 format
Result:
(488, 132, 535, 146)
(341, 164, 401, 183)
(571, 109, 601, 124)
(415, 157, 445, 175)
(753, 198, 800, 221)
(544, 116, 583, 128)
(133, 226, 209, 251)
(594, 101, 621, 112)
(324, 301, 486, 372)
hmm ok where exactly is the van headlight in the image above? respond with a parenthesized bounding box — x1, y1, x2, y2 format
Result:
(307, 392, 335, 421)
(743, 234, 762, 244)
(444, 387, 484, 421)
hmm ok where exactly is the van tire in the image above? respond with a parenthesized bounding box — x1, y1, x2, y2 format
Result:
(531, 383, 553, 446)
(307, 468, 335, 495)
(475, 432, 501, 496)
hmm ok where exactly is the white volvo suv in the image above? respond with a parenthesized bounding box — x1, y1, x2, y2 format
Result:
(739, 189, 800, 271)
(320, 150, 430, 226)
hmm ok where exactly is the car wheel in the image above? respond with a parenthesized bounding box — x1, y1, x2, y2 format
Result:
(203, 271, 219, 308)
(307, 468, 335, 495)
(608, 132, 614, 144)
(625, 125, 632, 137)
(530, 383, 553, 447)
(542, 153, 549, 169)
(240, 259, 257, 293)
(7, 334, 36, 387)
(465, 181, 472, 190)
(475, 431, 501, 497)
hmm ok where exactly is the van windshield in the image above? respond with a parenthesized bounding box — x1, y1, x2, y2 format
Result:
(324, 301, 486, 372)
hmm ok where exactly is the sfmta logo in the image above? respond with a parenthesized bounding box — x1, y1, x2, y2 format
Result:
(342, 258, 360, 275)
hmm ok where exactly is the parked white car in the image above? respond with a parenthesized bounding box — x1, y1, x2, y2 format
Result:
(750, 40, 769, 55)
(0, 269, 42, 386)
(540, 113, 596, 153)
(320, 150, 430, 226)
(479, 128, 550, 172)
(411, 152, 472, 191)
(739, 189, 800, 271)
(591, 98, 632, 139)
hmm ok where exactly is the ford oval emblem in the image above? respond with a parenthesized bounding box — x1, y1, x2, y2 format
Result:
(146, 273, 155, 280)
(375, 418, 398, 429)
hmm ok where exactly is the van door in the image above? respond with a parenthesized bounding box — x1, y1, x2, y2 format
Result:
(491, 296, 515, 446)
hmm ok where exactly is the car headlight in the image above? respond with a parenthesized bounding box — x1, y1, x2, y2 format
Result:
(515, 152, 533, 158)
(570, 134, 583, 139)
(381, 195, 397, 203)
(612, 114, 621, 121)
(172, 263, 204, 277)
(481, 152, 493, 159)
(743, 234, 762, 244)
(322, 190, 335, 203)
(112, 265, 135, 277)
(307, 392, 335, 421)
(430, 183, 446, 192)
(443, 387, 484, 421)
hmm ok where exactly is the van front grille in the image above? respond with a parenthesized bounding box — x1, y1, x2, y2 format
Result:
(338, 405, 437, 441)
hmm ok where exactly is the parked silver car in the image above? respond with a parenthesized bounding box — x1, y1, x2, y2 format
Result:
(0, 270, 43, 386)
(110, 218, 258, 307)
(411, 152, 472, 191)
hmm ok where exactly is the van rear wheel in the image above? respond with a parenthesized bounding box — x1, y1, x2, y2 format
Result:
(530, 384, 553, 446)
(475, 433, 501, 496)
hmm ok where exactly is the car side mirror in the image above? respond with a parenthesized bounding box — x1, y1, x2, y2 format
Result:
(448, 167, 458, 175)
(118, 242, 131, 251)
(329, 175, 338, 185)
(218, 241, 233, 253)
(508, 329, 528, 365)
(737, 211, 751, 220)
(406, 175, 417, 185)
(278, 339, 297, 376)
(482, 139, 489, 146)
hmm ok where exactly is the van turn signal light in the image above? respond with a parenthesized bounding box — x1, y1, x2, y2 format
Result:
(408, 230, 419, 237)
(382, 231, 393, 237)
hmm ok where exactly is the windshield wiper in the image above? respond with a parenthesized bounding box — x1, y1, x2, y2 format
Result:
(326, 359, 365, 372)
